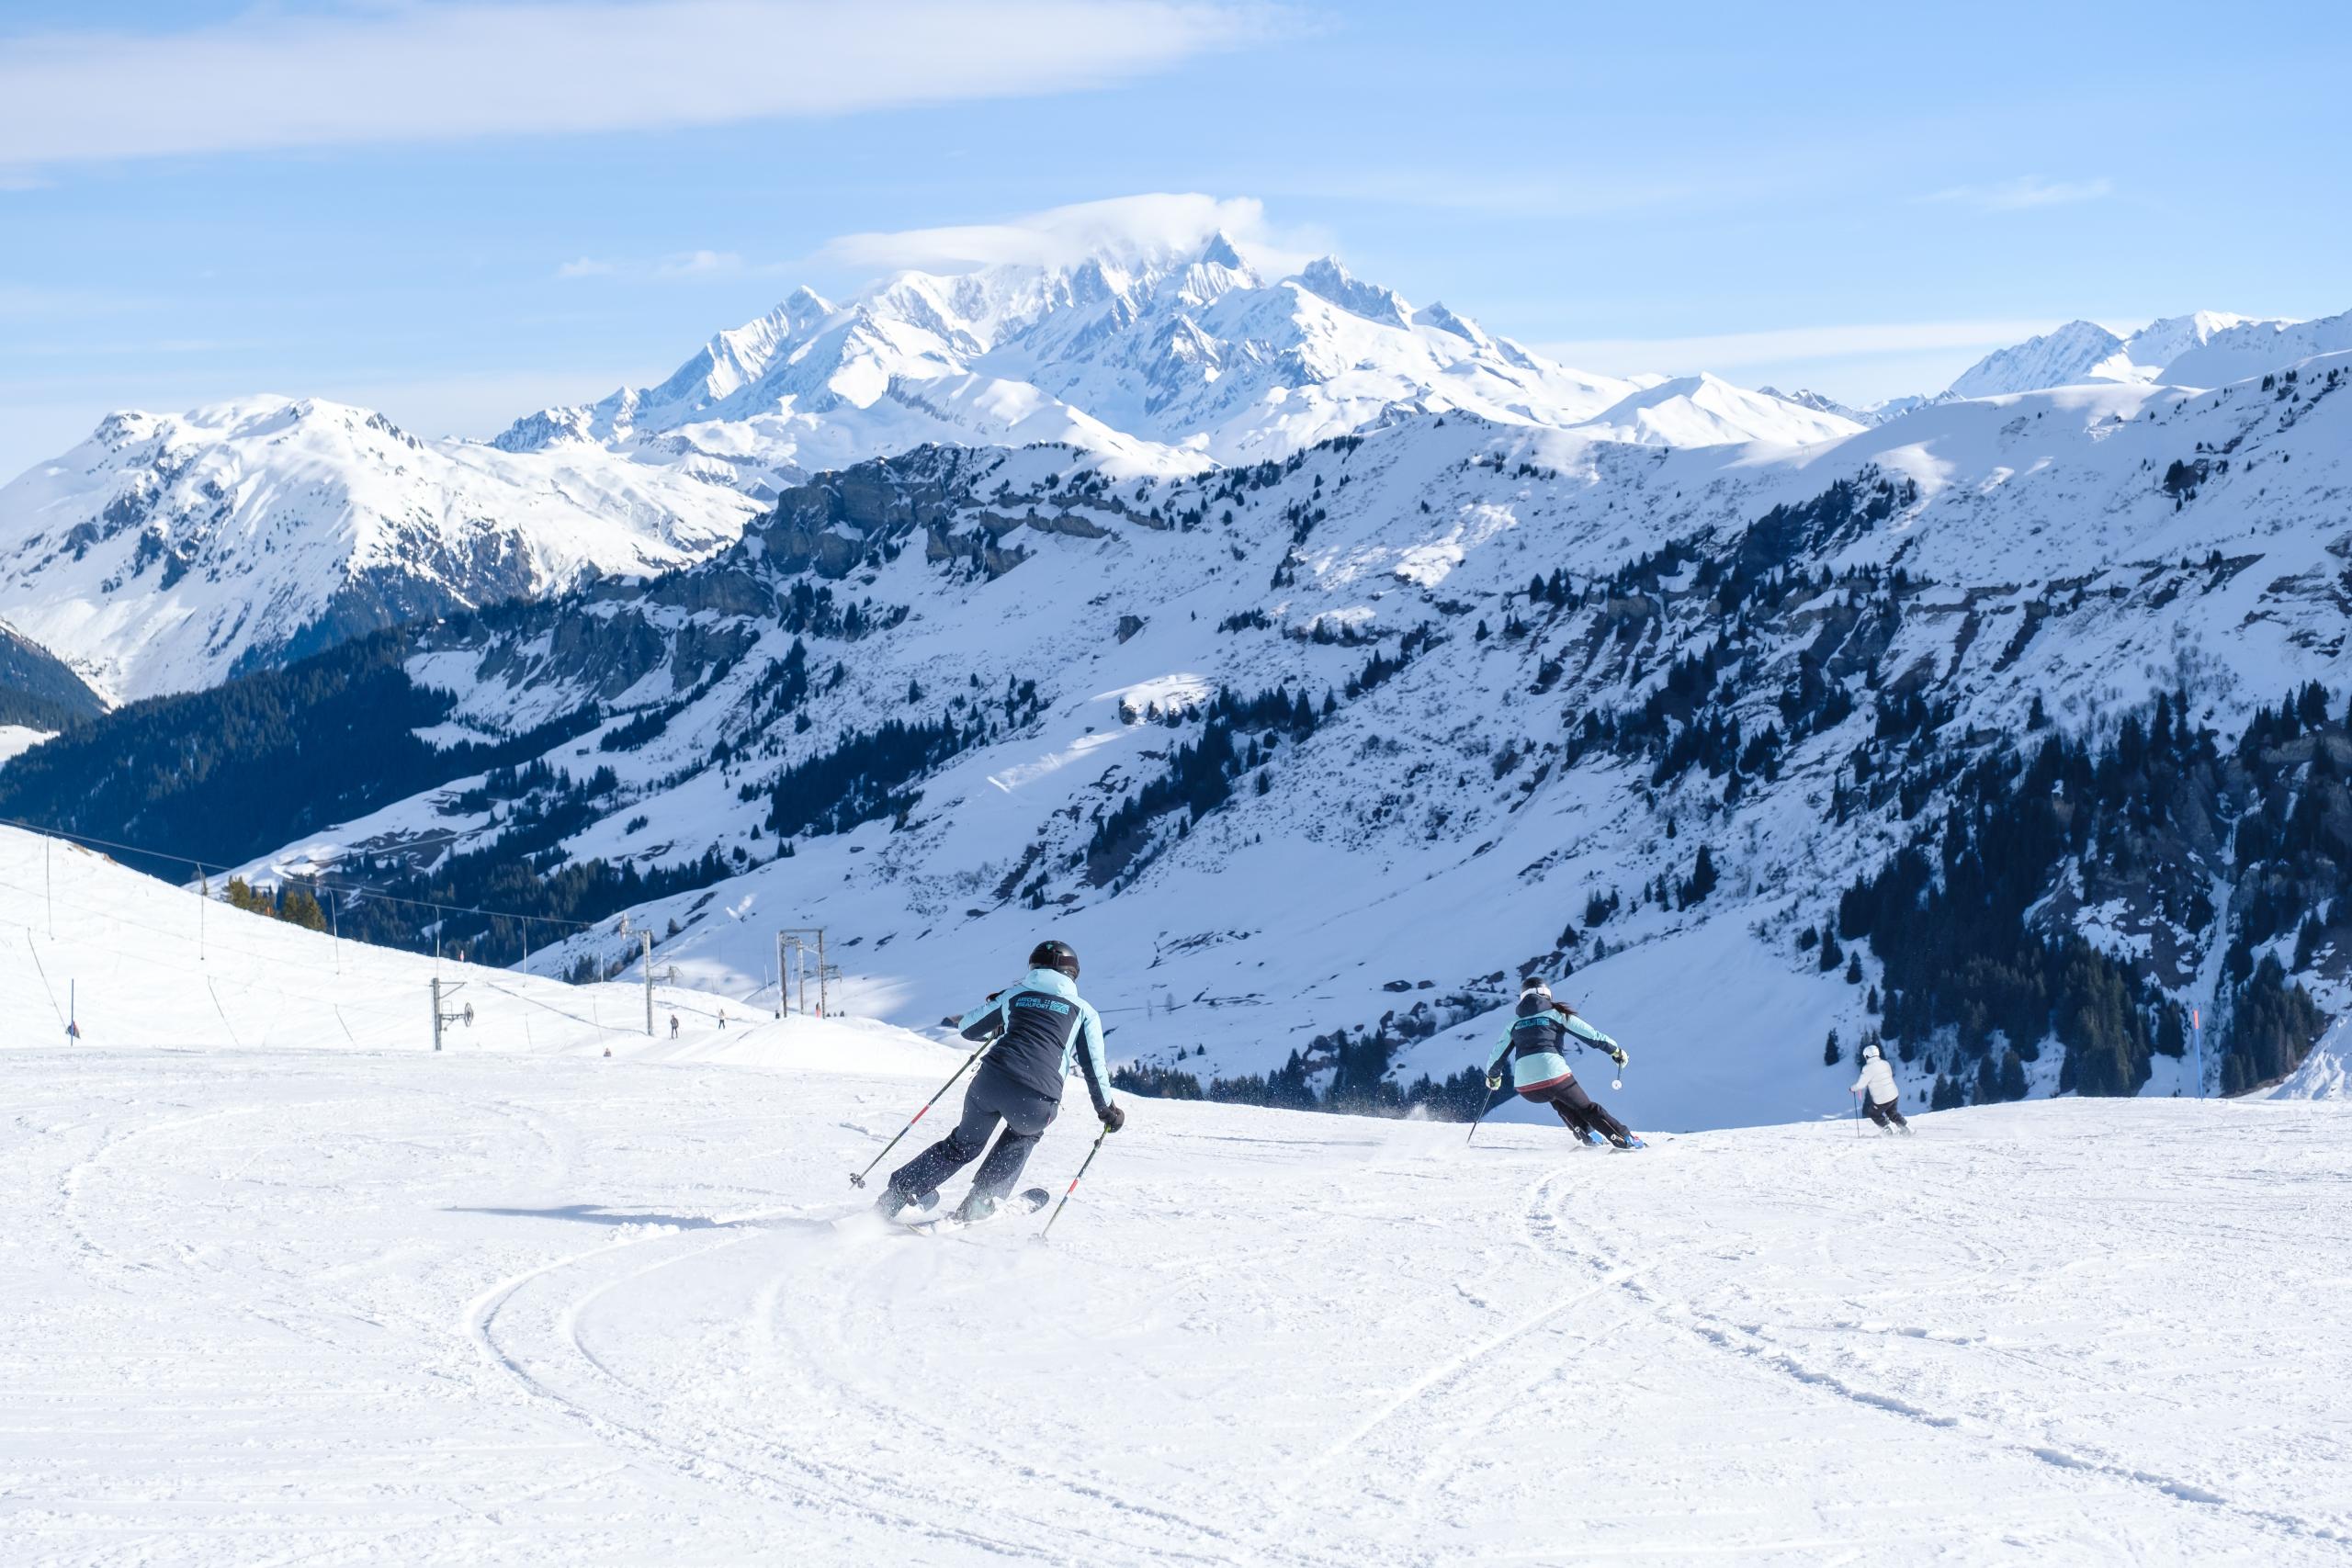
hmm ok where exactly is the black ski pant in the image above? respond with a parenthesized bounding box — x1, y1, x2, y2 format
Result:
(888, 1063, 1058, 1205)
(1522, 1077, 1633, 1145)
(1865, 1096, 1909, 1131)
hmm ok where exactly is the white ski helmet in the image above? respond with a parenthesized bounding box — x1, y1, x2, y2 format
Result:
(1861, 1042, 1882, 1063)
(1521, 975, 1552, 999)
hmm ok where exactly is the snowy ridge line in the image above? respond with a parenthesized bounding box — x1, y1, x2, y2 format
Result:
(0, 815, 614, 931)
(0, 824, 749, 1058)
(0, 870, 424, 1026)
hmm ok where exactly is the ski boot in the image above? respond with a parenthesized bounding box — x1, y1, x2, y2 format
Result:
(875, 1187, 938, 1222)
(952, 1191, 1001, 1226)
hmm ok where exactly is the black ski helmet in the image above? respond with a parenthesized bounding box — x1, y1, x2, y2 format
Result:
(1029, 939, 1080, 980)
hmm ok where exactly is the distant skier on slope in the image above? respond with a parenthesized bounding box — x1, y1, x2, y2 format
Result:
(1850, 1042, 1910, 1134)
(876, 939, 1123, 1224)
(1484, 976, 1641, 1149)
(670, 1014, 681, 1041)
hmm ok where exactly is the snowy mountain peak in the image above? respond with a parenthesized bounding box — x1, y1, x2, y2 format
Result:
(2156, 306, 2350, 389)
(1930, 310, 2298, 403)
(1579, 373, 1864, 447)
(1295, 255, 1414, 328)
(1416, 301, 1487, 345)
(1196, 228, 1249, 272)
(480, 231, 1877, 493)
(0, 393, 760, 700)
(1948, 320, 2128, 399)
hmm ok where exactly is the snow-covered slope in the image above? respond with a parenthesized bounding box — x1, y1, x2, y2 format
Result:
(496, 236, 1854, 492)
(0, 823, 761, 1054)
(6, 1021, 2347, 1561)
(1577, 373, 1861, 447)
(171, 344, 2352, 1130)
(0, 396, 763, 700)
(2159, 306, 2352, 389)
(1947, 319, 2132, 399)
(1942, 310, 2286, 400)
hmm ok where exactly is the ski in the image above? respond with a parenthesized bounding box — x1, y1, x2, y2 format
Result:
(831, 1189, 936, 1234)
(898, 1187, 1050, 1235)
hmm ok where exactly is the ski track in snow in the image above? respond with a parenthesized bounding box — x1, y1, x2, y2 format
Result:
(4, 1043, 2350, 1565)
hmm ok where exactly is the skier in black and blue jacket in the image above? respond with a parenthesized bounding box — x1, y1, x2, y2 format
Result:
(878, 940, 1122, 1224)
(1485, 976, 1641, 1147)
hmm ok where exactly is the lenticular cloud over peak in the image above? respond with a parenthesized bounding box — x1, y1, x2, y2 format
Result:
(820, 192, 1317, 277)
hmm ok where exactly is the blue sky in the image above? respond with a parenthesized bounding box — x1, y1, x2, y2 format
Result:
(2, 0, 2346, 477)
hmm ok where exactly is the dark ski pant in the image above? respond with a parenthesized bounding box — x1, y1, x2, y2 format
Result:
(1865, 1096, 1909, 1131)
(888, 1064, 1058, 1206)
(1522, 1077, 1633, 1145)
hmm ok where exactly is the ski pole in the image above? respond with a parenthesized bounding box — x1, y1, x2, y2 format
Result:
(1037, 1125, 1111, 1242)
(1467, 1077, 1504, 1145)
(849, 1045, 986, 1189)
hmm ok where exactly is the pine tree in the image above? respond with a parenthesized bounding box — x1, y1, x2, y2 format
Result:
(1818, 929, 1845, 973)
(1823, 1030, 1842, 1066)
(1997, 1048, 2028, 1101)
(278, 886, 327, 932)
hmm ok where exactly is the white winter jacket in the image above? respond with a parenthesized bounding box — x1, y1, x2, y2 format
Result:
(1850, 1055, 1898, 1105)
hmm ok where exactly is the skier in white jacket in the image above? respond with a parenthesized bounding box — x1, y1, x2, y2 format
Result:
(1849, 1042, 1909, 1133)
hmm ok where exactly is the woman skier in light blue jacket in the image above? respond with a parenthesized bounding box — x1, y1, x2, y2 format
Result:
(1484, 976, 1642, 1148)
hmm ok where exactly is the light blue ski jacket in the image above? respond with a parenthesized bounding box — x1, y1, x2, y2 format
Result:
(956, 967, 1113, 1115)
(1487, 998, 1621, 1092)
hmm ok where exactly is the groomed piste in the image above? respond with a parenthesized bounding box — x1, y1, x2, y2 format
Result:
(4, 826, 2347, 1563)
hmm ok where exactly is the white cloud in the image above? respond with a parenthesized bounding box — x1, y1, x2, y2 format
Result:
(656, 250, 749, 279)
(1536, 320, 2066, 375)
(0, 282, 146, 320)
(0, 1, 1275, 165)
(821, 193, 1325, 276)
(555, 249, 784, 282)
(1919, 176, 2114, 212)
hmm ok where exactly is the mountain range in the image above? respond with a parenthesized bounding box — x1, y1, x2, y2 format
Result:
(6, 232, 2345, 705)
(3, 321, 2346, 1123)
(1, 231, 2347, 1125)
(491, 239, 1860, 494)
(0, 397, 759, 701)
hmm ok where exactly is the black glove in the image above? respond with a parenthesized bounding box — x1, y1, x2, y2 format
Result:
(1610, 1046, 1628, 1067)
(1486, 1075, 1503, 1091)
(1100, 1103, 1125, 1134)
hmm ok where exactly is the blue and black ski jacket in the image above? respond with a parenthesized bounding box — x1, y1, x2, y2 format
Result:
(1487, 996, 1620, 1095)
(958, 967, 1114, 1117)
